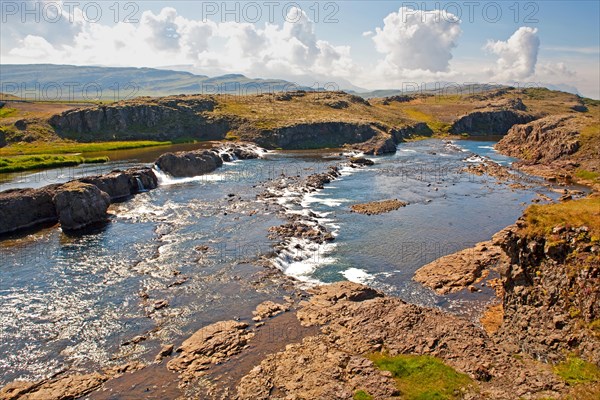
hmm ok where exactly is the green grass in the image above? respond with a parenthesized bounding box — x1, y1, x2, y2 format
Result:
(554, 357, 600, 386)
(575, 169, 600, 181)
(0, 155, 109, 173)
(0, 108, 17, 118)
(353, 390, 373, 400)
(0, 140, 171, 156)
(369, 353, 473, 400)
(402, 108, 451, 134)
(521, 197, 600, 238)
(590, 320, 600, 338)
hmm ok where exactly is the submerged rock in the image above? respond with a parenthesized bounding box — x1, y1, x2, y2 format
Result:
(53, 182, 110, 231)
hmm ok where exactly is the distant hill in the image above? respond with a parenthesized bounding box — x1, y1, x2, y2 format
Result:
(0, 64, 314, 100)
(354, 83, 510, 99)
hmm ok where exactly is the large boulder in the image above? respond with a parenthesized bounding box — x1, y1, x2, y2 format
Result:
(79, 168, 158, 200)
(155, 150, 222, 178)
(0, 129, 6, 147)
(53, 182, 111, 231)
(0, 186, 60, 235)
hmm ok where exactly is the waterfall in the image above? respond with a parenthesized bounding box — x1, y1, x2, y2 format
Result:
(135, 177, 145, 192)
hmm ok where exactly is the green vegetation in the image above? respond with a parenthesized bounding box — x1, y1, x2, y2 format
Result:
(590, 319, 600, 338)
(0, 140, 171, 156)
(0, 107, 17, 118)
(369, 353, 473, 399)
(521, 197, 600, 237)
(353, 390, 373, 400)
(402, 108, 452, 134)
(0, 155, 109, 173)
(554, 357, 600, 386)
(575, 169, 600, 181)
(224, 131, 240, 141)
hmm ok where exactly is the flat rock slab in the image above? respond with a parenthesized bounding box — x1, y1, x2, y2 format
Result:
(167, 320, 254, 384)
(350, 199, 407, 215)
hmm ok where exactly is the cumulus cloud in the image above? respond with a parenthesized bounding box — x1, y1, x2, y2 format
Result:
(372, 7, 462, 72)
(9, 35, 56, 59)
(485, 27, 540, 80)
(3, 5, 354, 83)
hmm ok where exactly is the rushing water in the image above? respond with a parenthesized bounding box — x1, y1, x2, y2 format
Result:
(0, 139, 561, 384)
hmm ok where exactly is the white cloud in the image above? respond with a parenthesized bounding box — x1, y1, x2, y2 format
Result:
(362, 31, 373, 37)
(485, 27, 540, 80)
(9, 35, 56, 59)
(537, 62, 575, 78)
(3, 5, 355, 84)
(372, 7, 462, 73)
(542, 46, 599, 55)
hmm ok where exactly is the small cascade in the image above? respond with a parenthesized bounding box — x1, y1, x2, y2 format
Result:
(152, 165, 225, 186)
(135, 177, 145, 192)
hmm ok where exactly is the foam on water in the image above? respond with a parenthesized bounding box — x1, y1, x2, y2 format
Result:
(464, 155, 486, 163)
(301, 192, 351, 208)
(272, 237, 338, 285)
(341, 267, 375, 284)
(153, 167, 226, 185)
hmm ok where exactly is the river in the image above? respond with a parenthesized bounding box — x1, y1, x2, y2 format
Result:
(0, 139, 562, 384)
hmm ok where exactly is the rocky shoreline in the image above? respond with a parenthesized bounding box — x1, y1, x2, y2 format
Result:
(0, 167, 158, 235)
(0, 143, 264, 237)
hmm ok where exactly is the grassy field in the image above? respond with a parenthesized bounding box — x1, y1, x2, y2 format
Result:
(0, 140, 176, 173)
(0, 140, 172, 157)
(0, 155, 109, 173)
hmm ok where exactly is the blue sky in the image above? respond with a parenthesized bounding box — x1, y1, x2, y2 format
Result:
(1, 1, 599, 97)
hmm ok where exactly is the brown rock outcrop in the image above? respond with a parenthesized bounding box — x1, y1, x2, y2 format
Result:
(167, 320, 254, 383)
(414, 227, 512, 294)
(497, 224, 600, 364)
(48, 97, 230, 142)
(0, 362, 143, 400)
(80, 167, 158, 200)
(450, 99, 535, 135)
(238, 282, 564, 399)
(495, 114, 582, 163)
(252, 301, 290, 321)
(237, 336, 399, 400)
